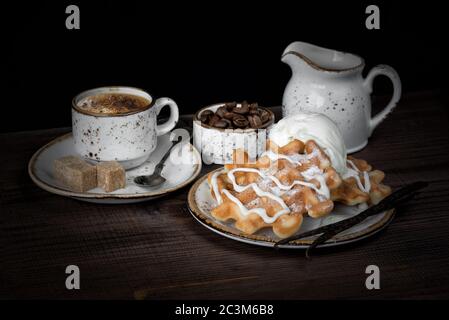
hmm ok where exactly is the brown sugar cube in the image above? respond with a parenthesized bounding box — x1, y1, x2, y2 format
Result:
(54, 156, 97, 192)
(96, 161, 126, 192)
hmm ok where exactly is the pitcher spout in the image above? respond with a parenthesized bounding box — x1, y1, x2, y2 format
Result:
(281, 42, 308, 70)
(281, 41, 364, 73)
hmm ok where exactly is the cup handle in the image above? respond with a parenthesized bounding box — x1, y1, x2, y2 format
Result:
(154, 97, 179, 136)
(363, 64, 402, 136)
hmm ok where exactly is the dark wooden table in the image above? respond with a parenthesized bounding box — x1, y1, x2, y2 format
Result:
(2, 91, 449, 299)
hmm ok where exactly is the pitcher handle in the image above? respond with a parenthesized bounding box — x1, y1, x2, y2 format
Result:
(363, 64, 401, 136)
(154, 97, 179, 136)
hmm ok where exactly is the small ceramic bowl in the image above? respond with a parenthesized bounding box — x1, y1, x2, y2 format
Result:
(193, 103, 274, 164)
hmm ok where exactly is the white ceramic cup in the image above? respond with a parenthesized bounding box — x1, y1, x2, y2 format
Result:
(72, 86, 179, 169)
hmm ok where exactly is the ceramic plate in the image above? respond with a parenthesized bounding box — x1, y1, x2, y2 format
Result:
(29, 132, 202, 204)
(188, 168, 395, 249)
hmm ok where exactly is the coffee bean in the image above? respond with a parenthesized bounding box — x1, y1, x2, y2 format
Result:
(223, 111, 235, 120)
(233, 104, 249, 115)
(201, 110, 214, 118)
(232, 114, 245, 121)
(199, 114, 209, 123)
(225, 102, 237, 111)
(232, 115, 249, 128)
(249, 108, 258, 116)
(213, 119, 229, 128)
(222, 119, 232, 128)
(248, 115, 263, 128)
(260, 109, 271, 123)
(216, 106, 227, 118)
(208, 114, 221, 126)
(199, 102, 272, 130)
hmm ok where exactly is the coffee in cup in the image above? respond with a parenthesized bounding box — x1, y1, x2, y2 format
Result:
(76, 93, 150, 115)
(72, 87, 179, 169)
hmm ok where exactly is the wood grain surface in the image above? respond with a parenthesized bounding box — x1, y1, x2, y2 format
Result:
(1, 90, 449, 299)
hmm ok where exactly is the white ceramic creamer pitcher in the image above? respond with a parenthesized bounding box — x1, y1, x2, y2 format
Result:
(282, 41, 401, 153)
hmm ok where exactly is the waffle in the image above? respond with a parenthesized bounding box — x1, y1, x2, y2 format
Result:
(207, 139, 391, 238)
(331, 156, 391, 206)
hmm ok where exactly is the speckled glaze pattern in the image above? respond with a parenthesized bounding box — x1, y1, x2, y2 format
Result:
(72, 87, 179, 169)
(73, 108, 156, 168)
(281, 42, 401, 153)
(193, 104, 273, 164)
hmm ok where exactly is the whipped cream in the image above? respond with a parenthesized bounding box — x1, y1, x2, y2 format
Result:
(269, 112, 348, 175)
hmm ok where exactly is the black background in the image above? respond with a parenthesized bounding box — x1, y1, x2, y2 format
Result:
(1, 1, 445, 133)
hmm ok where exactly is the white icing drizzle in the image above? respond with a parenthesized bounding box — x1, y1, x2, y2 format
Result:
(210, 150, 331, 224)
(227, 168, 328, 198)
(363, 171, 371, 192)
(343, 160, 371, 193)
(212, 167, 291, 224)
(222, 188, 289, 224)
(299, 166, 330, 199)
(211, 170, 224, 204)
(347, 159, 358, 171)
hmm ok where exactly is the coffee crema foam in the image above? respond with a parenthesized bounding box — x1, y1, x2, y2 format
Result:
(76, 93, 150, 115)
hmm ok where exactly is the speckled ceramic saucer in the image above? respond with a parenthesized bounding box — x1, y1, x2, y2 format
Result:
(29, 132, 202, 204)
(188, 168, 395, 249)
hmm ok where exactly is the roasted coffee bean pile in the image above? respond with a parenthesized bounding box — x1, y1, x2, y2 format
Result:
(199, 102, 272, 129)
